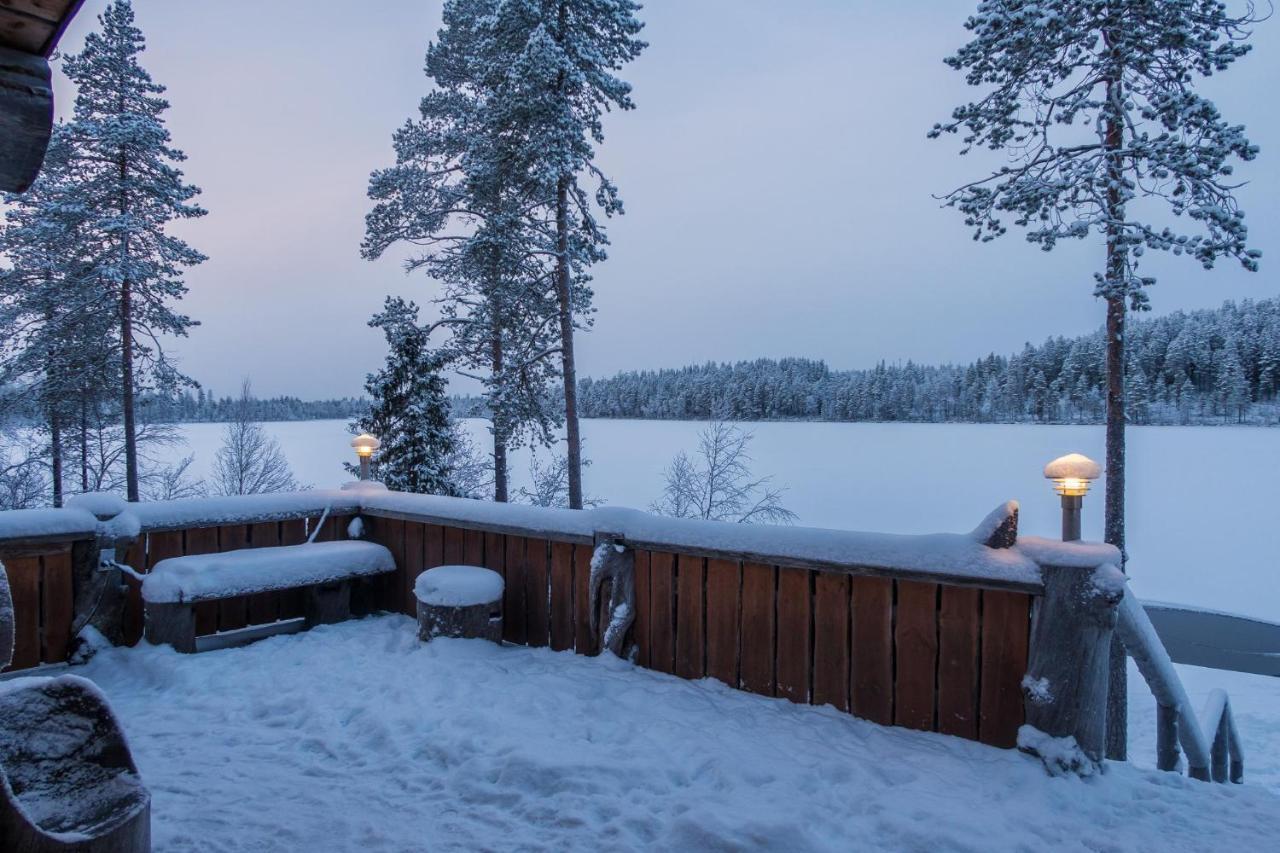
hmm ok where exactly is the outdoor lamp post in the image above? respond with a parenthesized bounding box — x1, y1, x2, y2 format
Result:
(351, 433, 381, 481)
(1044, 453, 1101, 542)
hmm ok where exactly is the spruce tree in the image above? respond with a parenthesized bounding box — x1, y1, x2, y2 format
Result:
(932, 0, 1263, 758)
(350, 298, 465, 497)
(61, 0, 206, 502)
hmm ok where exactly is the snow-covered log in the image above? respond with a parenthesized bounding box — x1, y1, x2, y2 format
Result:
(0, 561, 13, 670)
(413, 566, 504, 643)
(1021, 562, 1125, 774)
(589, 536, 635, 658)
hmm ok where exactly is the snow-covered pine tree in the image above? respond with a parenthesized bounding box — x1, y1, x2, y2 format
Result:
(348, 298, 467, 497)
(363, 0, 562, 503)
(61, 0, 206, 502)
(484, 0, 647, 509)
(931, 0, 1263, 760)
(0, 126, 117, 506)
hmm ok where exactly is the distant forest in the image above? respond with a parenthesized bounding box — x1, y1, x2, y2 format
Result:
(136, 298, 1280, 428)
(577, 299, 1280, 426)
(138, 391, 368, 424)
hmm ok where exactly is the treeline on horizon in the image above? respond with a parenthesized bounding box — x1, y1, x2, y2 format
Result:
(576, 299, 1280, 426)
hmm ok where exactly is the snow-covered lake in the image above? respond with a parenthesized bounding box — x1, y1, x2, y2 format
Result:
(171, 418, 1279, 622)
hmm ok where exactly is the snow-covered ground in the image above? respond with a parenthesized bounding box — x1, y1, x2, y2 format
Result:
(68, 617, 1278, 852)
(172, 418, 1280, 622)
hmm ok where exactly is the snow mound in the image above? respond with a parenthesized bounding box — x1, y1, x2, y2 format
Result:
(1043, 452, 1102, 480)
(414, 565, 504, 607)
(142, 541, 395, 603)
(65, 491, 128, 518)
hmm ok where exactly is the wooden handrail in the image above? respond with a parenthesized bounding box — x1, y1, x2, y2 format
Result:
(1116, 590, 1244, 783)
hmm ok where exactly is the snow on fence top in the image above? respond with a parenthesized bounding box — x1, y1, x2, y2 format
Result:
(0, 506, 99, 542)
(0, 488, 1124, 592)
(142, 540, 396, 604)
(127, 490, 363, 531)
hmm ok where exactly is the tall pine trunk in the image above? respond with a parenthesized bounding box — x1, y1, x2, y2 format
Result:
(118, 151, 140, 502)
(1103, 60, 1128, 761)
(79, 398, 89, 492)
(555, 174, 583, 510)
(49, 406, 63, 507)
(121, 276, 139, 501)
(491, 329, 508, 503)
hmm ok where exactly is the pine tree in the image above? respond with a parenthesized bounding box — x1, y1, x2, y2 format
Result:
(61, 0, 207, 502)
(364, 0, 562, 503)
(349, 298, 468, 497)
(0, 126, 116, 506)
(932, 0, 1263, 759)
(485, 0, 647, 509)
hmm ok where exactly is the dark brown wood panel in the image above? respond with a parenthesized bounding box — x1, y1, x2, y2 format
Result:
(39, 551, 73, 663)
(938, 586, 981, 740)
(675, 554, 705, 680)
(647, 551, 675, 674)
(464, 529, 484, 567)
(121, 540, 146, 646)
(775, 567, 811, 703)
(373, 517, 406, 613)
(549, 542, 575, 651)
(980, 591, 1031, 748)
(524, 538, 549, 647)
(215, 526, 249, 631)
(280, 518, 308, 546)
(503, 536, 527, 645)
(633, 550, 651, 667)
(426, 524, 446, 568)
(247, 522, 282, 625)
(739, 562, 775, 697)
(482, 531, 503, 577)
(184, 527, 222, 633)
(403, 522, 426, 617)
(148, 529, 185, 569)
(443, 526, 465, 565)
(812, 572, 850, 712)
(894, 581, 938, 731)
(3, 556, 39, 670)
(851, 576, 893, 725)
(573, 544, 593, 654)
(704, 558, 739, 687)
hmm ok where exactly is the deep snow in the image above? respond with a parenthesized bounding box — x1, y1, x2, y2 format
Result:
(166, 418, 1280, 621)
(71, 617, 1279, 853)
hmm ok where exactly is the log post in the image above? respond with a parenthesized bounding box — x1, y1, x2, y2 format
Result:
(1156, 704, 1181, 772)
(589, 533, 636, 658)
(1019, 561, 1125, 775)
(0, 561, 13, 670)
(0, 46, 54, 194)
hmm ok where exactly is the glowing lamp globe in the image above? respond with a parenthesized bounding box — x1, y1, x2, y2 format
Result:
(1043, 453, 1101, 497)
(351, 433, 381, 459)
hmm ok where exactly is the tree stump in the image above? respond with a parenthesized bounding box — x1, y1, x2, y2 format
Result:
(414, 566, 503, 643)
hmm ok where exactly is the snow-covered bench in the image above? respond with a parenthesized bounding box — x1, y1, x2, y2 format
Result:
(142, 541, 396, 653)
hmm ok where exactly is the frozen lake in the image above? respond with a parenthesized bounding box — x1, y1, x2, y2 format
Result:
(170, 418, 1278, 622)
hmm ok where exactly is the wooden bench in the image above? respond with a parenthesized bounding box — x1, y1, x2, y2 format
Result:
(142, 540, 396, 653)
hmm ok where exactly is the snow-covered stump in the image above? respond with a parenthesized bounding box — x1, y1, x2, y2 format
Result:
(66, 492, 141, 648)
(1019, 562, 1126, 776)
(414, 566, 504, 643)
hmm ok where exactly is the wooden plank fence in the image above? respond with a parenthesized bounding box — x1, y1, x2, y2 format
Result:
(1, 506, 1034, 750)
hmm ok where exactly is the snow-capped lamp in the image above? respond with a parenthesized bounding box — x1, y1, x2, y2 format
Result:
(351, 433, 381, 481)
(1043, 453, 1101, 542)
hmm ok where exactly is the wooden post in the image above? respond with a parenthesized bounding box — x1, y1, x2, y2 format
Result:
(589, 534, 635, 658)
(0, 46, 53, 194)
(1020, 562, 1125, 774)
(1156, 704, 1181, 772)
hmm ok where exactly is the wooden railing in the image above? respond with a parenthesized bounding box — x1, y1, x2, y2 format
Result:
(1117, 591, 1244, 783)
(0, 490, 1066, 751)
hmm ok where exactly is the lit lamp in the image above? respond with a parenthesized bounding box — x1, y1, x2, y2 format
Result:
(1043, 453, 1101, 542)
(351, 433, 381, 481)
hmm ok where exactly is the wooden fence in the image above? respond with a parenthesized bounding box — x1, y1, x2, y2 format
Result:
(0, 498, 1035, 750)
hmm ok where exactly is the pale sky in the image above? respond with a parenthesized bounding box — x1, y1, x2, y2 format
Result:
(49, 1, 1280, 399)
